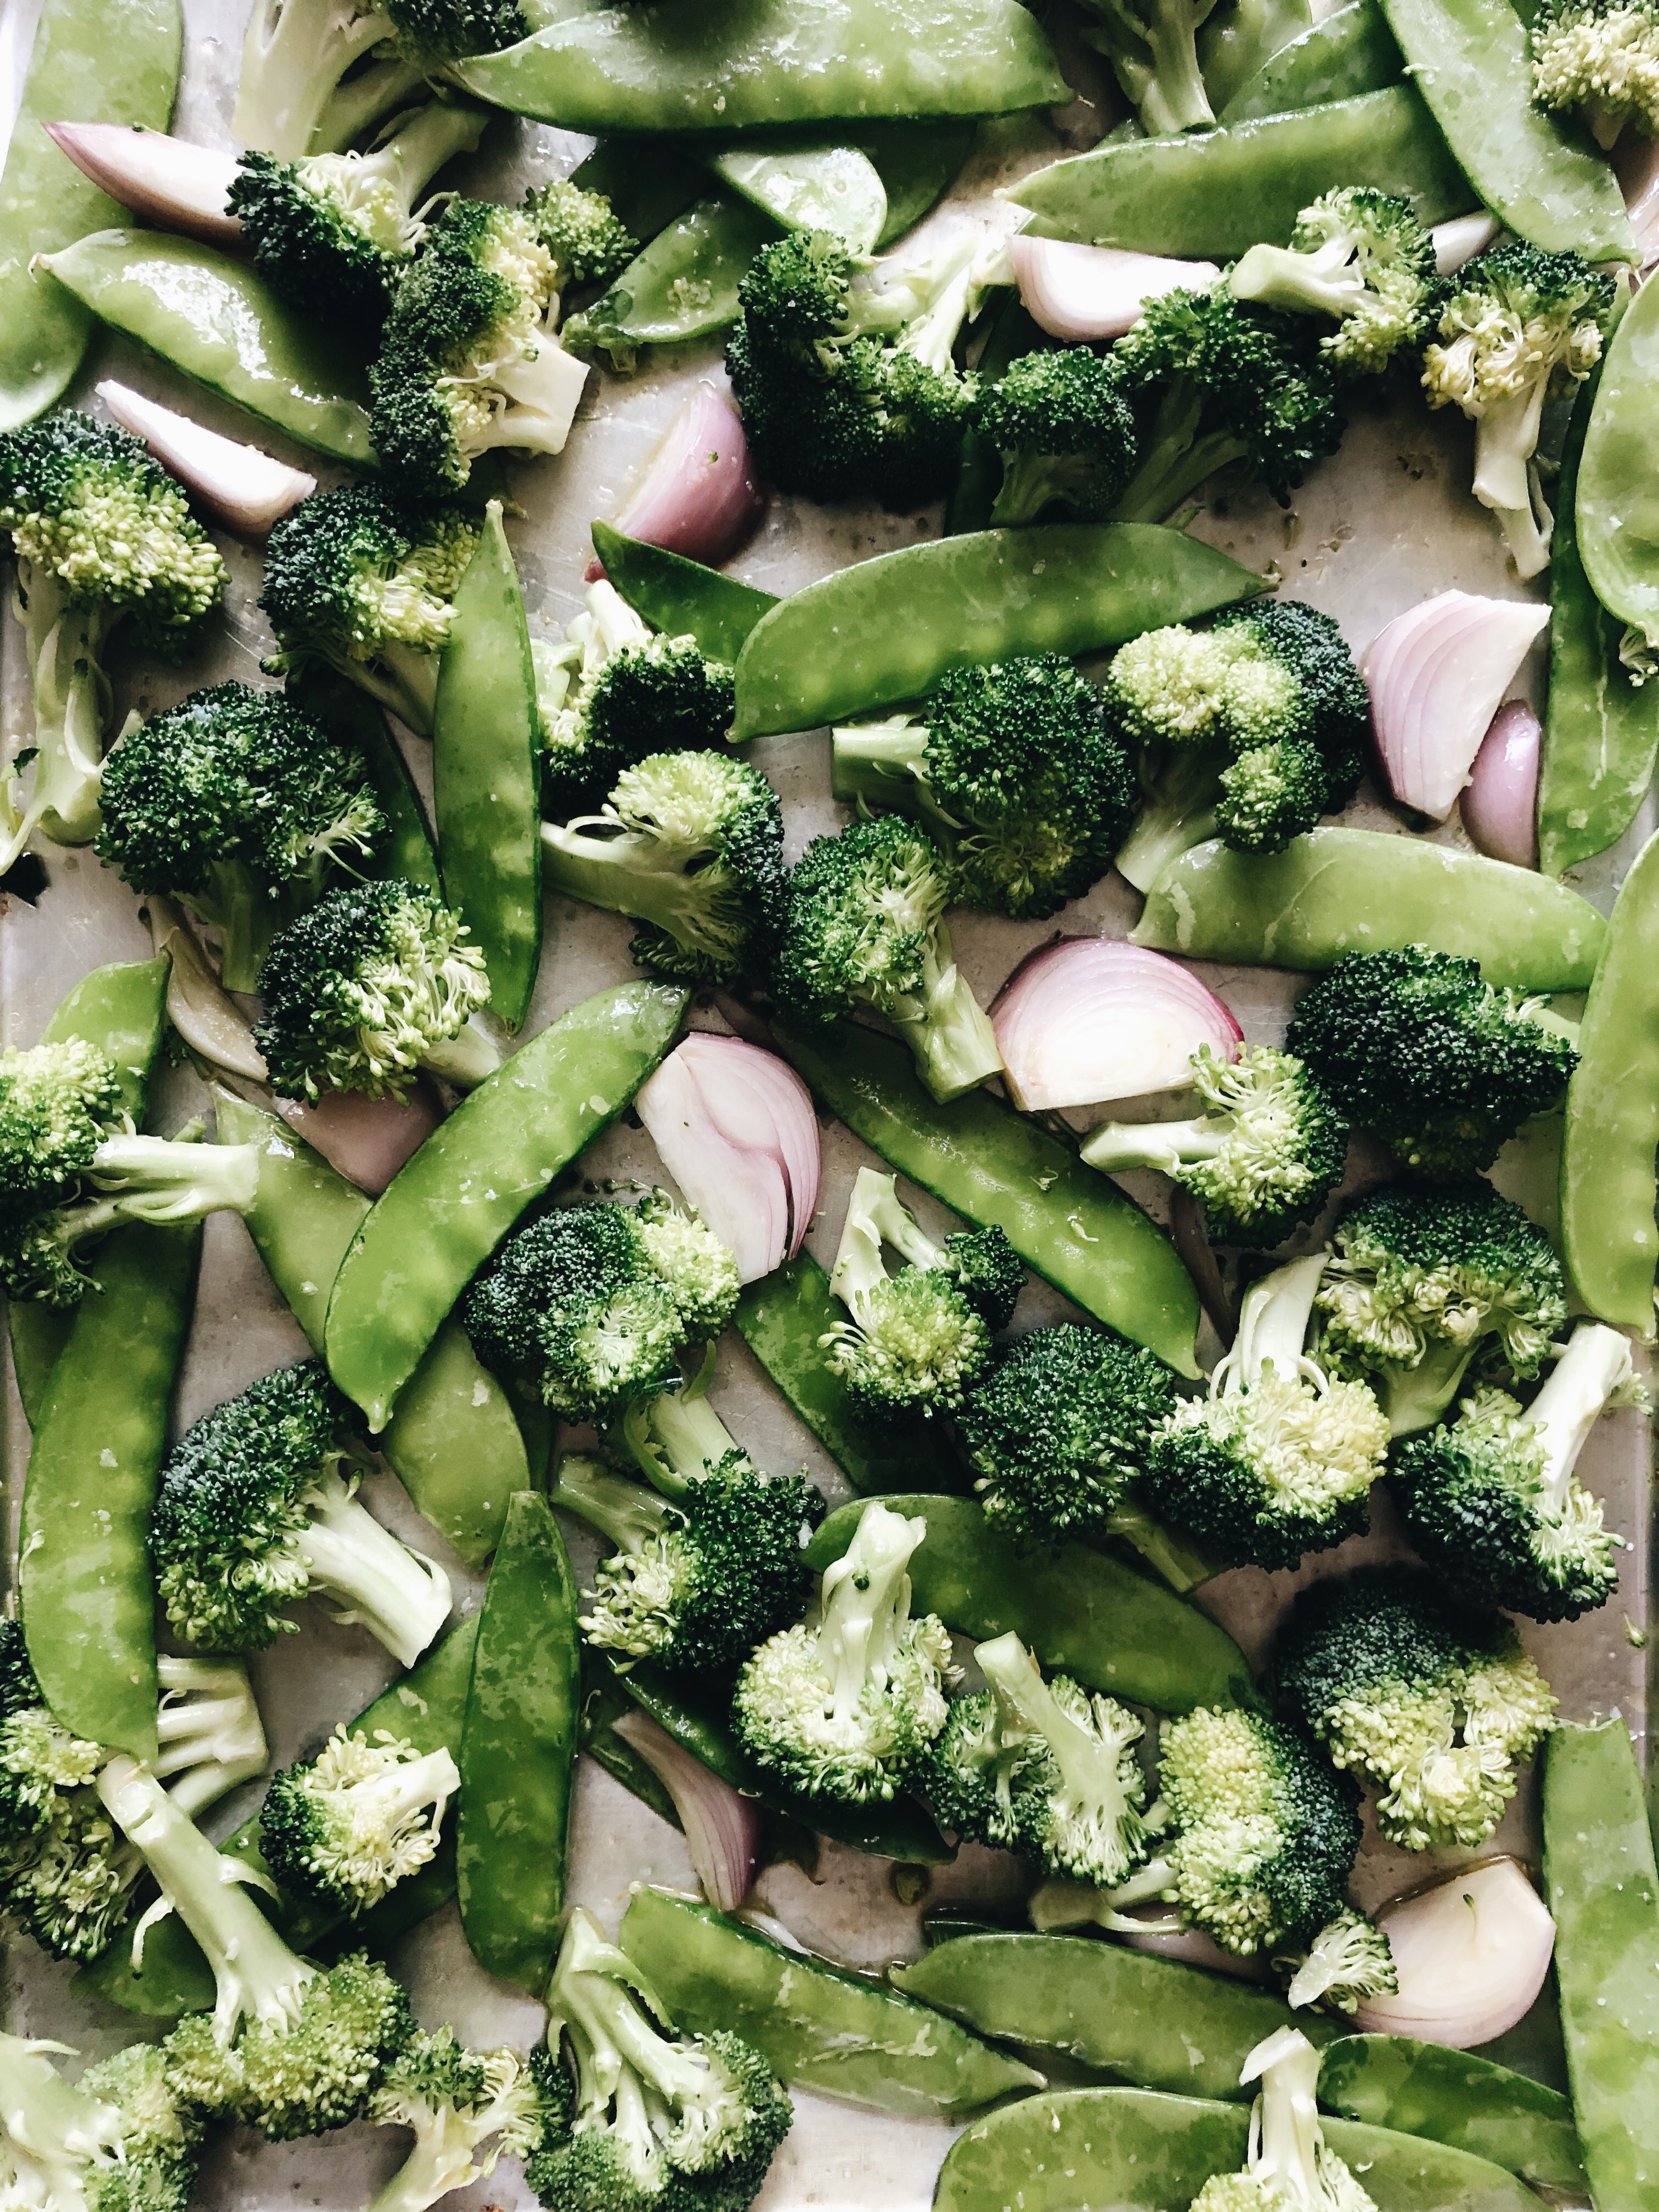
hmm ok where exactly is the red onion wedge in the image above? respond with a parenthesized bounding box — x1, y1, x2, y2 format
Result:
(991, 939, 1242, 1113)
(1009, 235, 1222, 342)
(1461, 699, 1541, 867)
(1353, 1858, 1555, 2049)
(586, 382, 766, 583)
(613, 1707, 761, 1913)
(1615, 135, 1659, 270)
(98, 380, 315, 537)
(635, 1032, 820, 1283)
(272, 1081, 442, 1195)
(44, 123, 241, 245)
(1364, 591, 1550, 823)
(1431, 211, 1501, 277)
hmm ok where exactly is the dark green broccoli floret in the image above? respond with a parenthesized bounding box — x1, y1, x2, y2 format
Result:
(367, 2028, 551, 2212)
(1070, 0, 1222, 134)
(831, 654, 1136, 921)
(976, 348, 1139, 525)
(0, 2030, 206, 2212)
(0, 410, 227, 877)
(1284, 945, 1579, 1182)
(259, 1725, 459, 1918)
(1229, 189, 1441, 377)
(1274, 1565, 1557, 1850)
(1533, 0, 1659, 144)
(522, 176, 639, 291)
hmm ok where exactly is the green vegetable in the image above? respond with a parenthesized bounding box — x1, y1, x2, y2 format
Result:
(1531, 0, 1659, 145)
(364, 2029, 548, 2212)
(259, 1728, 459, 1921)
(568, 195, 780, 361)
(1219, 1, 1402, 122)
(290, 669, 441, 897)
(711, 142, 888, 251)
(1199, 0, 1314, 109)
(1228, 186, 1438, 375)
(0, 2034, 203, 2212)
(972, 346, 1138, 526)
(1318, 2036, 1586, 2194)
(589, 521, 776, 668)
(1578, 253, 1659, 670)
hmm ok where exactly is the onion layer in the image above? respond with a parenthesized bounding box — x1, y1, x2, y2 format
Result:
(1353, 1858, 1555, 2049)
(991, 939, 1242, 1111)
(1431, 212, 1501, 277)
(587, 382, 765, 582)
(613, 1707, 761, 1912)
(1364, 591, 1550, 822)
(99, 380, 315, 537)
(44, 122, 240, 244)
(1009, 235, 1222, 342)
(145, 896, 267, 1081)
(1460, 699, 1541, 867)
(272, 1082, 441, 1195)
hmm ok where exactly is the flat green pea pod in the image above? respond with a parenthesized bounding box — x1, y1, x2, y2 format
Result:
(1559, 830, 1659, 1329)
(1007, 86, 1469, 254)
(731, 524, 1263, 738)
(325, 980, 688, 1430)
(450, 0, 1068, 133)
(1219, 0, 1402, 122)
(568, 139, 707, 251)
(458, 1492, 580, 1992)
(1132, 827, 1607, 991)
(804, 1496, 1254, 1711)
(1198, 0, 1312, 114)
(1578, 262, 1659, 669)
(1378, 0, 1633, 261)
(891, 1934, 1328, 2103)
(34, 230, 374, 464)
(0, 0, 179, 427)
(570, 196, 781, 359)
(289, 668, 441, 897)
(1543, 1719, 1659, 2212)
(1318, 2036, 1586, 2195)
(619, 1888, 1043, 2117)
(432, 501, 542, 1027)
(772, 1018, 1202, 1377)
(212, 1091, 529, 1565)
(710, 145, 887, 253)
(590, 521, 777, 667)
(733, 1254, 967, 1495)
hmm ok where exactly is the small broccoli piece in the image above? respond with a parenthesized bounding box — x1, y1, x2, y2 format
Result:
(731, 1497, 956, 1804)
(1070, 0, 1221, 132)
(1146, 1254, 1389, 1571)
(253, 878, 498, 1102)
(366, 2028, 550, 2212)
(1314, 1183, 1568, 1436)
(0, 411, 227, 877)
(975, 349, 1139, 525)
(260, 1726, 460, 1918)
(726, 228, 979, 507)
(260, 482, 481, 737)
(776, 816, 1003, 1105)
(1423, 243, 1615, 578)
(1081, 1043, 1348, 1248)
(1285, 945, 1579, 1182)
(1229, 190, 1441, 377)
(1278, 1905, 1398, 2015)
(522, 176, 639, 292)
(1188, 2025, 1378, 2212)
(1275, 1565, 1558, 1850)
(371, 197, 588, 496)
(0, 2031, 205, 2212)
(831, 654, 1136, 921)
(1533, 0, 1659, 145)
(150, 1359, 453, 1668)
(1391, 1319, 1642, 1622)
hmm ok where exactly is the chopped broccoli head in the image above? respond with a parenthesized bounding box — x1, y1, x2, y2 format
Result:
(1229, 190, 1440, 377)
(523, 177, 639, 291)
(977, 348, 1139, 526)
(366, 2028, 549, 2212)
(259, 1725, 460, 1918)
(0, 2031, 205, 2212)
(1533, 0, 1659, 146)
(731, 1498, 956, 1804)
(1278, 1905, 1397, 2016)
(150, 1358, 452, 1669)
(1071, 0, 1221, 132)
(831, 653, 1136, 921)
(1285, 944, 1579, 1181)
(1274, 1565, 1558, 1849)
(1189, 2025, 1378, 2212)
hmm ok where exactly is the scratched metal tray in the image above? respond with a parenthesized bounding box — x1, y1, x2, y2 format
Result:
(1, 1, 1651, 2205)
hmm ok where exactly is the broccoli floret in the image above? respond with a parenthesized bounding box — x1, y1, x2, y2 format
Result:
(0, 1036, 261, 1308)
(541, 751, 786, 985)
(1285, 945, 1579, 1182)
(776, 816, 1003, 1105)
(526, 1906, 791, 2212)
(1533, 0, 1659, 145)
(259, 1725, 460, 1918)
(0, 2031, 205, 2212)
(522, 177, 639, 292)
(371, 197, 588, 496)
(1146, 1254, 1389, 1572)
(150, 1359, 453, 1668)
(1277, 1904, 1398, 2016)
(731, 1497, 956, 1804)
(366, 2028, 549, 2212)
(1071, 0, 1222, 134)
(95, 680, 385, 991)
(1081, 1043, 1348, 1248)
(831, 654, 1136, 921)
(726, 228, 979, 507)
(253, 878, 498, 1102)
(0, 411, 227, 878)
(260, 483, 481, 738)
(1391, 1319, 1641, 1622)
(1229, 190, 1441, 377)
(975, 349, 1139, 525)
(1189, 2026, 1378, 2212)
(1423, 243, 1615, 579)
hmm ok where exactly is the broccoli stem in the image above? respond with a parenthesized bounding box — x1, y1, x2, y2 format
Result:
(1113, 742, 1225, 892)
(831, 717, 938, 805)
(292, 1469, 453, 1669)
(1113, 377, 1248, 524)
(889, 917, 1003, 1104)
(1471, 386, 1554, 581)
(819, 1498, 924, 1724)
(315, 58, 431, 156)
(0, 2033, 124, 2190)
(471, 334, 590, 459)
(233, 0, 398, 160)
(830, 1166, 945, 1317)
(990, 451, 1099, 528)
(548, 1909, 719, 2124)
(1137, 0, 1219, 134)
(1225, 1254, 1327, 1390)
(1522, 1321, 1637, 1511)
(350, 640, 441, 739)
(625, 1378, 740, 1500)
(1374, 1338, 1475, 1438)
(83, 1133, 262, 1222)
(1100, 1495, 1220, 1592)
(152, 1655, 268, 1817)
(978, 1631, 1148, 1877)
(1228, 240, 1366, 321)
(1081, 1114, 1228, 1177)
(540, 817, 734, 951)
(0, 563, 111, 873)
(551, 1453, 677, 1553)
(354, 99, 489, 225)
(1243, 2026, 1327, 2199)
(419, 1014, 500, 1091)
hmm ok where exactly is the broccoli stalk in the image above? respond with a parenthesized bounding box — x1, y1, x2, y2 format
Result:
(366, 2030, 546, 2212)
(1190, 2026, 1379, 2212)
(0, 2032, 204, 2212)
(259, 1726, 460, 1917)
(153, 1656, 271, 1817)
(1228, 190, 1440, 377)
(1075, 0, 1222, 134)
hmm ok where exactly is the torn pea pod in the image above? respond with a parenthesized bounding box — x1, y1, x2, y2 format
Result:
(590, 522, 777, 667)
(569, 195, 780, 358)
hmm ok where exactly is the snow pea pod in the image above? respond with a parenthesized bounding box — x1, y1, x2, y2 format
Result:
(1378, 0, 1633, 261)
(325, 980, 687, 1430)
(620, 1889, 1043, 2117)
(458, 1492, 579, 1993)
(290, 668, 440, 897)
(568, 140, 706, 251)
(1559, 830, 1659, 1330)
(771, 1018, 1203, 1377)
(861, 120, 977, 245)
(590, 522, 777, 667)
(449, 0, 1068, 133)
(1219, 0, 1401, 122)
(34, 230, 375, 464)
(731, 524, 1263, 739)
(804, 1496, 1254, 1712)
(1578, 261, 1659, 663)
(1007, 87, 1469, 254)
(1198, 0, 1311, 114)
(0, 0, 180, 427)
(1542, 1719, 1659, 2212)
(710, 146, 887, 253)
(575, 196, 778, 357)
(1318, 2036, 1585, 2195)
(1132, 828, 1607, 991)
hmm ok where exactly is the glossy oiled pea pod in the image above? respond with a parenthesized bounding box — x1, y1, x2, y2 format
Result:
(573, 195, 781, 356)
(590, 521, 777, 668)
(804, 1496, 1255, 1712)
(0, 0, 180, 427)
(1132, 827, 1607, 991)
(1198, 0, 1312, 114)
(710, 145, 888, 253)
(1578, 261, 1659, 663)
(619, 1888, 1043, 2117)
(1318, 2036, 1586, 2195)
(1219, 0, 1402, 122)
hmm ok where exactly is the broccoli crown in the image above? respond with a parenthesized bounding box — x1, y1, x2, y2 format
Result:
(0, 410, 226, 654)
(0, 1034, 125, 1210)
(1285, 945, 1579, 1181)
(1274, 1565, 1558, 1849)
(977, 348, 1139, 525)
(369, 2028, 546, 2209)
(1279, 1904, 1398, 2015)
(776, 814, 952, 1029)
(1533, 0, 1659, 140)
(524, 177, 639, 290)
(259, 1725, 459, 1917)
(0, 2034, 205, 2212)
(1229, 189, 1441, 377)
(382, 0, 529, 59)
(1423, 242, 1614, 419)
(545, 634, 737, 817)
(80, 2040, 207, 2212)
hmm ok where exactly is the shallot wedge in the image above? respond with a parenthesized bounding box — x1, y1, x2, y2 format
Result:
(1353, 1858, 1555, 2048)
(1461, 699, 1542, 867)
(1009, 234, 1222, 342)
(587, 381, 765, 582)
(98, 380, 315, 537)
(271, 1082, 442, 1195)
(991, 939, 1242, 1112)
(612, 1708, 761, 1913)
(1431, 211, 1502, 277)
(44, 122, 240, 245)
(145, 895, 268, 1081)
(1364, 590, 1549, 822)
